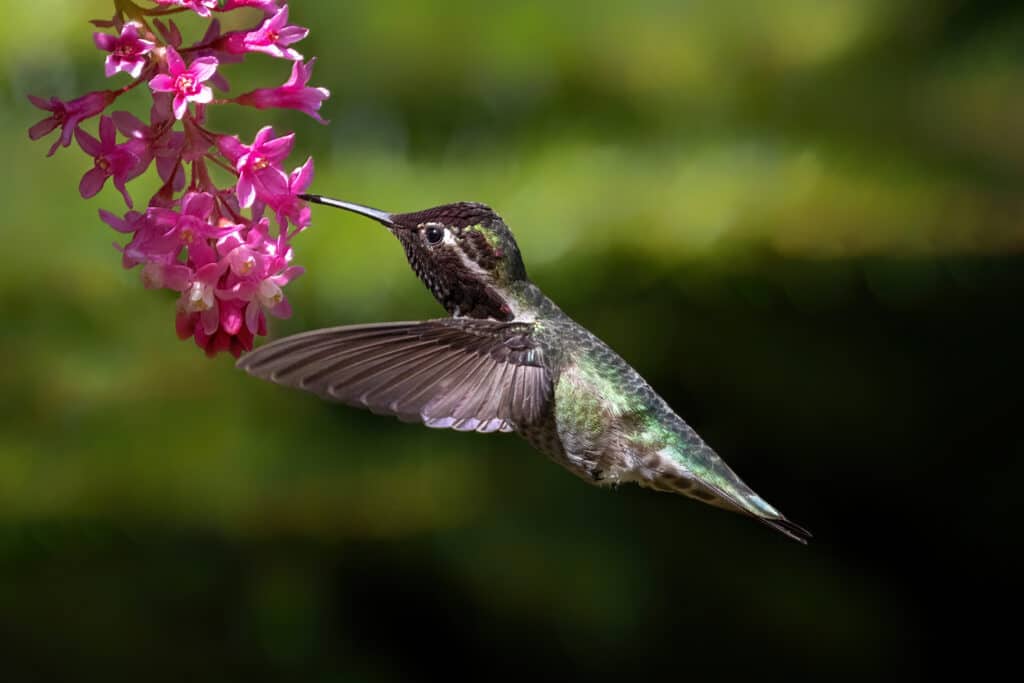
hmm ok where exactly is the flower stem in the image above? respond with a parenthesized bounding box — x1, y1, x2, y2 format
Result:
(204, 153, 239, 177)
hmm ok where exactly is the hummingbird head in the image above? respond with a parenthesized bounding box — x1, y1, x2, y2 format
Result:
(300, 194, 527, 321)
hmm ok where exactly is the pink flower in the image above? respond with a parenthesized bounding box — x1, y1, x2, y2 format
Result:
(178, 259, 228, 341)
(153, 0, 218, 18)
(244, 268, 299, 332)
(264, 156, 313, 229)
(94, 21, 154, 79)
(178, 305, 258, 358)
(148, 47, 218, 120)
(99, 208, 146, 234)
(75, 115, 146, 207)
(234, 58, 329, 123)
(192, 20, 240, 92)
(28, 90, 116, 156)
(112, 101, 185, 191)
(148, 192, 239, 248)
(141, 262, 192, 291)
(176, 256, 263, 359)
(118, 216, 181, 268)
(101, 209, 174, 267)
(223, 6, 308, 60)
(218, 126, 293, 208)
(221, 0, 281, 12)
(31, 1, 329, 358)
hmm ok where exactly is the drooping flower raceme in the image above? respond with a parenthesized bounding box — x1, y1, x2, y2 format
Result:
(28, 1, 329, 358)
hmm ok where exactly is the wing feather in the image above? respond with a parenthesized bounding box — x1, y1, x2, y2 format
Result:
(237, 319, 550, 431)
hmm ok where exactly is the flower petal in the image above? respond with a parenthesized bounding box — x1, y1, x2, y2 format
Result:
(182, 191, 214, 218)
(175, 311, 196, 340)
(190, 57, 219, 82)
(28, 117, 60, 141)
(253, 125, 274, 147)
(201, 305, 220, 336)
(192, 86, 214, 104)
(148, 74, 175, 92)
(163, 265, 192, 291)
(27, 94, 56, 111)
(236, 176, 256, 208)
(260, 132, 294, 160)
(221, 304, 243, 335)
(216, 135, 244, 162)
(244, 301, 260, 333)
(113, 177, 134, 208)
(270, 297, 292, 319)
(172, 93, 188, 120)
(165, 46, 185, 75)
(79, 167, 108, 198)
(75, 127, 102, 157)
(112, 110, 148, 138)
(99, 115, 117, 148)
(93, 32, 116, 51)
(289, 157, 314, 193)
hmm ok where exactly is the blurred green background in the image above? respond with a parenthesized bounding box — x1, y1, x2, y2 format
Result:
(2, 1, 1022, 680)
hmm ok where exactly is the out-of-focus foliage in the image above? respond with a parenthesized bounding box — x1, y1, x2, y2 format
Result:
(1, 1, 1021, 680)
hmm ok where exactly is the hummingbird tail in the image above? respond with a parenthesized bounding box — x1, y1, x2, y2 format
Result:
(754, 515, 812, 545)
(637, 439, 812, 543)
(697, 482, 812, 545)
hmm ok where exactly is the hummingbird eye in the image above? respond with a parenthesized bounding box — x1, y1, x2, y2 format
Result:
(424, 224, 445, 245)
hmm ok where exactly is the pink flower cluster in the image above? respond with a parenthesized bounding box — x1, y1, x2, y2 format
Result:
(27, 1, 330, 357)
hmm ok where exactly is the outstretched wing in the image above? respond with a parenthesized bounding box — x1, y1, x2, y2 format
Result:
(237, 319, 550, 433)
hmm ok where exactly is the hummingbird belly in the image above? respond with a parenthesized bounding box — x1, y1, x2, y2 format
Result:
(522, 355, 653, 486)
(522, 353, 775, 517)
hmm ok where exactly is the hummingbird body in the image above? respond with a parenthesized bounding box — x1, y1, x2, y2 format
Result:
(239, 196, 809, 543)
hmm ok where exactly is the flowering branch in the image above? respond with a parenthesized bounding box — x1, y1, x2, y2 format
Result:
(28, 0, 330, 358)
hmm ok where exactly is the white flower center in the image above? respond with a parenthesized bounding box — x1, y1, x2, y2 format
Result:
(186, 281, 214, 312)
(257, 279, 282, 308)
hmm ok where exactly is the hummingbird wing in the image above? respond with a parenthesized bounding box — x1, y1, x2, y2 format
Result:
(236, 319, 551, 433)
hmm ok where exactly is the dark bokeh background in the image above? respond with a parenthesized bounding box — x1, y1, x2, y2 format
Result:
(2, 1, 1022, 680)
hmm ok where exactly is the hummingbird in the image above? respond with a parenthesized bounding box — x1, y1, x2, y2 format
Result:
(238, 195, 810, 543)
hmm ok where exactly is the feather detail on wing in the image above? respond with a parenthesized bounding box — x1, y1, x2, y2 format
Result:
(237, 319, 550, 433)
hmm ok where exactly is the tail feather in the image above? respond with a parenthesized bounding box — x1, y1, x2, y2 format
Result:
(700, 480, 812, 545)
(756, 515, 812, 545)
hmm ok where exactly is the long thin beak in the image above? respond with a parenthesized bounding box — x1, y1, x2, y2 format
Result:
(299, 194, 395, 227)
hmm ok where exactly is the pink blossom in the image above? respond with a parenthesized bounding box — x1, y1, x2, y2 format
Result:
(31, 1, 327, 358)
(99, 208, 145, 234)
(223, 6, 308, 60)
(264, 156, 314, 229)
(218, 126, 293, 208)
(178, 305, 259, 358)
(193, 20, 240, 92)
(153, 0, 218, 18)
(75, 115, 146, 207)
(28, 90, 116, 156)
(141, 262, 192, 291)
(94, 21, 154, 78)
(103, 209, 179, 267)
(221, 0, 281, 12)
(244, 269, 298, 333)
(216, 227, 303, 333)
(234, 58, 329, 123)
(180, 259, 229, 340)
(177, 269, 262, 358)
(148, 192, 239, 247)
(148, 47, 218, 120)
(112, 102, 185, 191)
